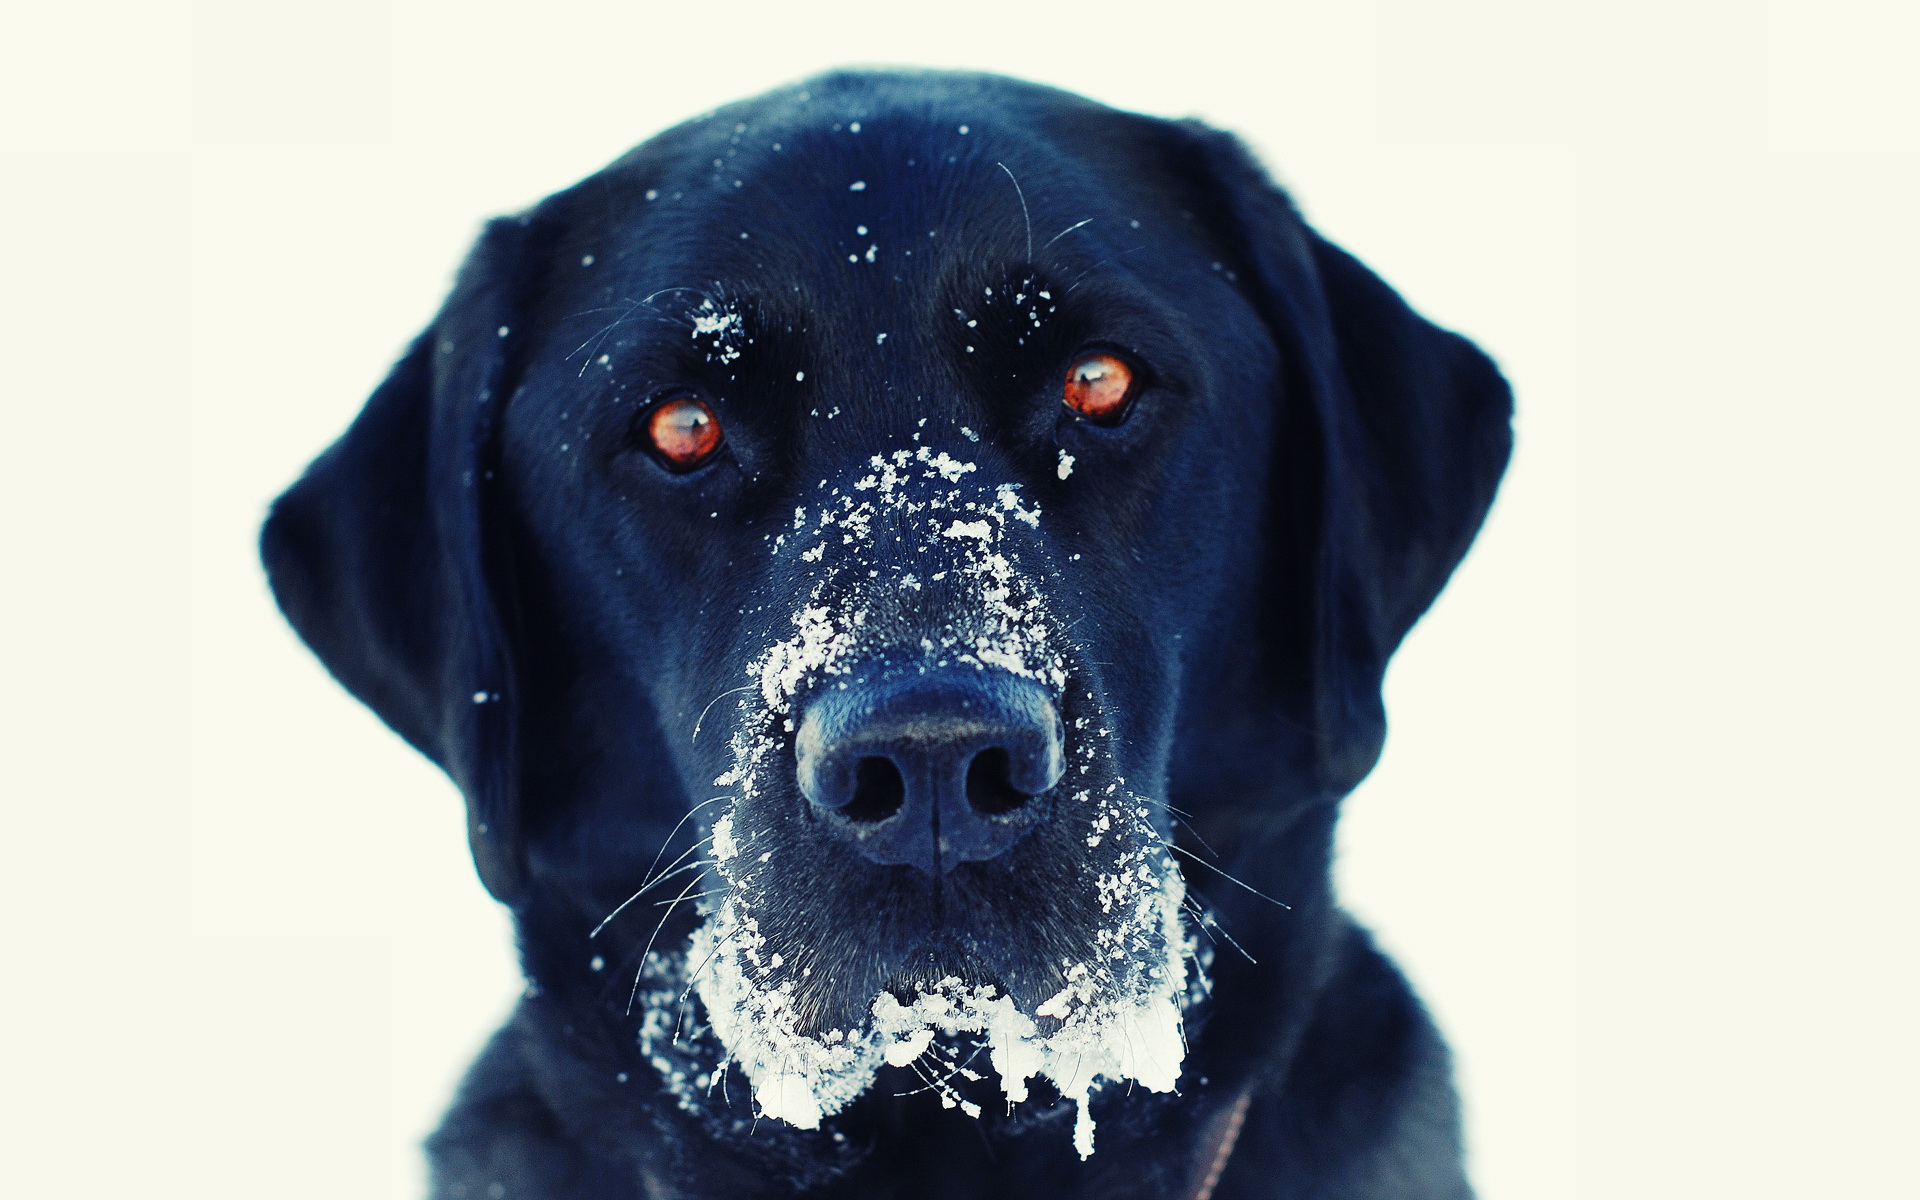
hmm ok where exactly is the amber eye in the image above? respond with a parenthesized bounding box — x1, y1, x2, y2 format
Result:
(645, 395, 724, 471)
(1061, 351, 1136, 423)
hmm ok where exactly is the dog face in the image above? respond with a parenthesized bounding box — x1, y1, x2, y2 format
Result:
(494, 97, 1279, 1143)
(263, 71, 1509, 1167)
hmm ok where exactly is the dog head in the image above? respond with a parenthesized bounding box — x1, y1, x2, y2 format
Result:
(262, 71, 1509, 1163)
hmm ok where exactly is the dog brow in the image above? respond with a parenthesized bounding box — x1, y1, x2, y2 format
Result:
(563, 286, 733, 373)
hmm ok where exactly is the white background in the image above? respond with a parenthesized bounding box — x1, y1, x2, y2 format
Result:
(2, 2, 1915, 1197)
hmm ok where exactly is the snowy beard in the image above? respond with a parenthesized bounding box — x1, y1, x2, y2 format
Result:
(638, 443, 1201, 1159)
(688, 805, 1193, 1160)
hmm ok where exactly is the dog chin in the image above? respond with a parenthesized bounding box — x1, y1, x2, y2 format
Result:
(658, 822, 1195, 1162)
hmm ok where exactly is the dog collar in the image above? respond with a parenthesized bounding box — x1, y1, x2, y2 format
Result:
(1181, 1086, 1254, 1200)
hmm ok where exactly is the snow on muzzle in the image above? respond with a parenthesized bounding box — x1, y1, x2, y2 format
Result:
(657, 445, 1198, 1159)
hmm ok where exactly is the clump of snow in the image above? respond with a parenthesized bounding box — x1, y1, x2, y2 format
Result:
(689, 307, 738, 339)
(710, 812, 738, 863)
(997, 483, 1042, 527)
(692, 799, 1190, 1158)
(632, 946, 737, 1124)
(1057, 450, 1075, 480)
(689, 299, 745, 364)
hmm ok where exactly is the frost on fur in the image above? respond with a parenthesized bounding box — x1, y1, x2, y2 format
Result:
(650, 443, 1200, 1159)
(690, 813, 1190, 1157)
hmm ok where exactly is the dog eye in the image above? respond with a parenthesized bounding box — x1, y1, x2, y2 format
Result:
(645, 395, 725, 471)
(1061, 351, 1136, 424)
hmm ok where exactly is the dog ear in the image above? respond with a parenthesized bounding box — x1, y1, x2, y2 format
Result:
(261, 211, 562, 904)
(1174, 125, 1514, 794)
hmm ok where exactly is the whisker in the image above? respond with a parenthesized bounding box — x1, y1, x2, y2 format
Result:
(1063, 244, 1148, 293)
(1065, 1051, 1087, 1101)
(1185, 891, 1256, 964)
(939, 1038, 989, 1088)
(692, 685, 756, 744)
(1044, 216, 1093, 248)
(567, 299, 649, 371)
(1170, 814, 1223, 861)
(654, 887, 729, 907)
(589, 836, 715, 938)
(627, 871, 711, 1015)
(677, 925, 738, 1004)
(561, 302, 660, 319)
(671, 920, 744, 1038)
(1182, 897, 1220, 947)
(644, 833, 718, 889)
(673, 920, 733, 1045)
(590, 883, 658, 940)
(1208, 918, 1255, 964)
(565, 311, 631, 361)
(639, 285, 717, 308)
(565, 286, 719, 375)
(634, 856, 713, 899)
(1160, 840, 1292, 910)
(996, 162, 1033, 263)
(640, 796, 733, 892)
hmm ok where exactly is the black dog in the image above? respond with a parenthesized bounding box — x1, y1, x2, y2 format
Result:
(264, 70, 1510, 1200)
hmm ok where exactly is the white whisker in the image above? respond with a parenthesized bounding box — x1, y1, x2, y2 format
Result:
(1170, 814, 1224, 861)
(627, 872, 712, 1015)
(1185, 891, 1256, 964)
(654, 887, 729, 907)
(692, 686, 756, 744)
(589, 835, 716, 938)
(996, 162, 1033, 262)
(640, 797, 731, 889)
(1044, 217, 1093, 248)
(1160, 840, 1291, 910)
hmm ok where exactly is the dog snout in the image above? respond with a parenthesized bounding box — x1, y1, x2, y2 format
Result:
(794, 670, 1066, 875)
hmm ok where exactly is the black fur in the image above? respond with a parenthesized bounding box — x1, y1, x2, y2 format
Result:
(263, 70, 1510, 1199)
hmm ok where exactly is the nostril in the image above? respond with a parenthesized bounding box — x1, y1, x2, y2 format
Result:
(965, 747, 1030, 816)
(845, 756, 906, 822)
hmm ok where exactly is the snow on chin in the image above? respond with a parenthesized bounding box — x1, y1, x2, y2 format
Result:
(690, 846, 1189, 1159)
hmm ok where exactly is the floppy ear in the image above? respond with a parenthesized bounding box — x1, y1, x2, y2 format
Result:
(1178, 126, 1514, 794)
(261, 212, 560, 904)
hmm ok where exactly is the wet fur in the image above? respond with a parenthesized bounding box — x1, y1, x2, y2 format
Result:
(262, 70, 1510, 1199)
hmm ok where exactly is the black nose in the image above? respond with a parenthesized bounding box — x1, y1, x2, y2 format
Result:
(794, 670, 1066, 874)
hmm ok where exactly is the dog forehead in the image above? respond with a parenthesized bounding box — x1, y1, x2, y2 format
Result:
(542, 89, 1207, 330)
(564, 168, 1023, 325)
